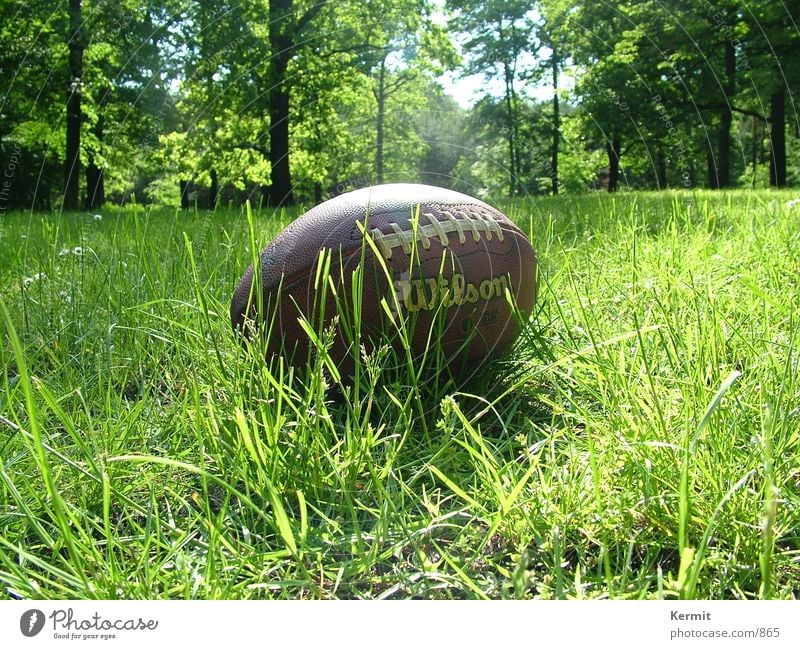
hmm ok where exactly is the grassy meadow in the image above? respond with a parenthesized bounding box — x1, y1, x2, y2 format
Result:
(0, 190, 798, 599)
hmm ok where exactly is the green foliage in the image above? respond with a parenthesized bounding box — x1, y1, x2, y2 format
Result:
(0, 0, 797, 209)
(447, 0, 535, 196)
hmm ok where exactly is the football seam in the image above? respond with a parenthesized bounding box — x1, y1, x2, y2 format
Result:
(251, 203, 528, 295)
(368, 207, 513, 259)
(275, 230, 527, 292)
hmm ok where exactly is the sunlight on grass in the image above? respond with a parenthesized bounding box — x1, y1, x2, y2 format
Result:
(1, 191, 798, 599)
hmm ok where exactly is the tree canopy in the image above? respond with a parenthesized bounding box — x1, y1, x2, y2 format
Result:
(1, 0, 797, 211)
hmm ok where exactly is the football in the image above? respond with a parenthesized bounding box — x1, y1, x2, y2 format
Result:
(230, 183, 537, 376)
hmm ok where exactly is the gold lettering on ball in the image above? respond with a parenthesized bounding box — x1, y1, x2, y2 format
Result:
(395, 273, 510, 313)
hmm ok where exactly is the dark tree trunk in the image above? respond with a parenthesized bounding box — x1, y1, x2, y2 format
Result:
(717, 116, 731, 188)
(503, 62, 518, 198)
(180, 179, 190, 209)
(209, 168, 219, 208)
(656, 144, 666, 189)
(706, 141, 720, 189)
(85, 115, 104, 209)
(551, 47, 560, 195)
(267, 59, 293, 206)
(85, 163, 104, 210)
(716, 37, 736, 188)
(769, 88, 786, 187)
(606, 131, 621, 192)
(64, 0, 84, 211)
(263, 0, 326, 206)
(267, 0, 294, 206)
(375, 56, 386, 185)
(509, 71, 522, 196)
(751, 115, 757, 188)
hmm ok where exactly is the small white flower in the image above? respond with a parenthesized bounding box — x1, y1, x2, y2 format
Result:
(22, 272, 47, 287)
(72, 246, 83, 256)
(787, 198, 800, 210)
(92, 213, 102, 221)
(59, 248, 70, 256)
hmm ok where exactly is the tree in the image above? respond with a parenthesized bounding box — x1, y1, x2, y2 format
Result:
(533, 0, 573, 194)
(265, 0, 329, 206)
(568, 1, 718, 190)
(158, 0, 278, 208)
(0, 0, 66, 210)
(448, 0, 534, 197)
(568, 4, 640, 192)
(63, 0, 84, 210)
(351, 0, 456, 184)
(687, 2, 741, 188)
(742, 2, 800, 187)
(654, 1, 764, 188)
(82, 3, 178, 209)
(2, 0, 797, 213)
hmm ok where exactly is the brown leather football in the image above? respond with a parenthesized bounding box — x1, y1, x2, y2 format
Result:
(231, 183, 537, 376)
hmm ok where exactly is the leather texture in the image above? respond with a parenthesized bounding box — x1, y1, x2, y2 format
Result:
(231, 183, 537, 375)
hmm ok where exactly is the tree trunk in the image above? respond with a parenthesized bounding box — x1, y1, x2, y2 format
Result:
(180, 180, 190, 209)
(551, 47, 560, 195)
(375, 56, 386, 185)
(509, 69, 522, 196)
(503, 62, 518, 198)
(606, 131, 621, 192)
(267, 62, 293, 206)
(751, 114, 757, 188)
(717, 115, 731, 188)
(64, 0, 84, 211)
(716, 37, 736, 188)
(656, 144, 666, 189)
(769, 87, 786, 187)
(85, 115, 104, 209)
(264, 0, 327, 206)
(706, 141, 720, 189)
(267, 0, 294, 206)
(209, 168, 219, 208)
(85, 163, 104, 210)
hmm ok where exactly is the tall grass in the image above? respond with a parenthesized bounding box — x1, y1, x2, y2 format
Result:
(0, 190, 798, 599)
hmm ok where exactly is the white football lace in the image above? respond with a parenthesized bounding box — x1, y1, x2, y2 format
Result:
(370, 207, 504, 259)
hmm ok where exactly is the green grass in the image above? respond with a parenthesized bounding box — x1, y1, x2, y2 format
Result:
(1, 190, 798, 599)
